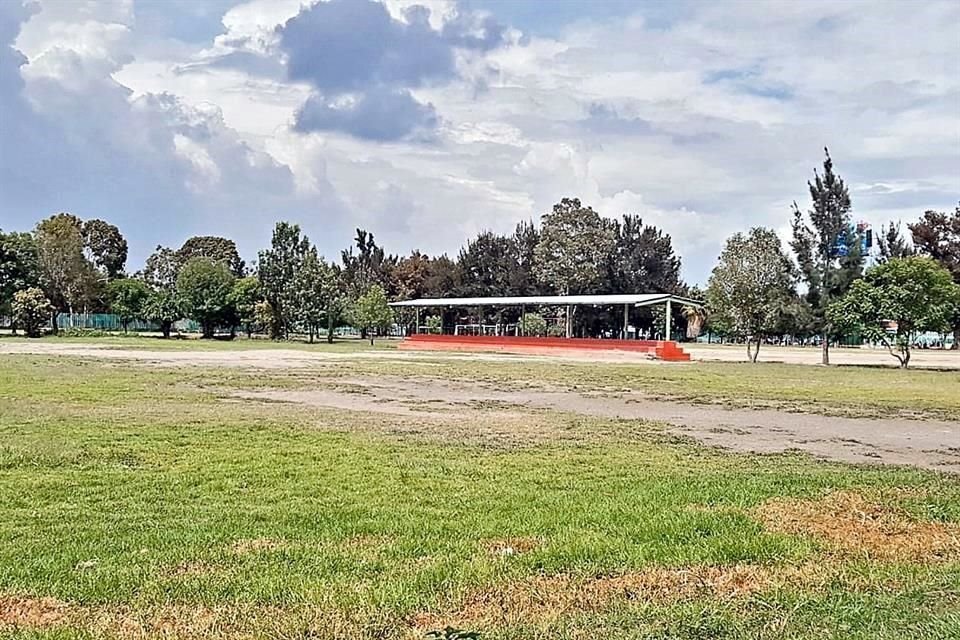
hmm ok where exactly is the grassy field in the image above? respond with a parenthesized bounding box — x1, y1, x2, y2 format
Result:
(0, 347, 958, 639)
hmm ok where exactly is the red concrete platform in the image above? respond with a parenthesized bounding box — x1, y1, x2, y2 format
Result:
(398, 334, 691, 361)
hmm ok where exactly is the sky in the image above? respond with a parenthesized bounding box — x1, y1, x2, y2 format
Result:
(0, 0, 958, 285)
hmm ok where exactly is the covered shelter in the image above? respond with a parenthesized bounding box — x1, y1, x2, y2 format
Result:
(390, 293, 704, 341)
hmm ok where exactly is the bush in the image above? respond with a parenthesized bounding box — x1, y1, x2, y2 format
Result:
(12, 287, 53, 337)
(58, 327, 111, 338)
(425, 314, 442, 334)
(521, 312, 546, 337)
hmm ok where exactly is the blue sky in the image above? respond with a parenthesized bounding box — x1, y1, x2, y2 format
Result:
(1, 0, 958, 284)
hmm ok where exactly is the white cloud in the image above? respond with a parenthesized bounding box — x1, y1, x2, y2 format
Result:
(2, 0, 958, 284)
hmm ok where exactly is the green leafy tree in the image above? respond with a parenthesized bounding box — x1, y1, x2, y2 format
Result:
(534, 197, 615, 336)
(0, 230, 39, 327)
(177, 236, 244, 277)
(140, 246, 181, 289)
(829, 256, 960, 368)
(790, 148, 863, 364)
(707, 227, 795, 362)
(176, 258, 236, 339)
(350, 284, 394, 345)
(258, 222, 311, 339)
(230, 276, 263, 338)
(82, 219, 128, 279)
(12, 287, 53, 337)
(508, 220, 540, 296)
(35, 213, 99, 331)
(909, 205, 960, 348)
(107, 278, 150, 333)
(295, 246, 337, 343)
(143, 289, 180, 339)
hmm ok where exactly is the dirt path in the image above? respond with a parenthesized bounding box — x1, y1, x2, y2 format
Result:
(4, 341, 958, 471)
(234, 376, 960, 473)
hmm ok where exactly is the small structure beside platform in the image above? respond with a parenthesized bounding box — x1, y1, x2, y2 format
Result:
(390, 293, 703, 361)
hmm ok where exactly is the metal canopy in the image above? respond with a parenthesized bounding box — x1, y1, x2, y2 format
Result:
(389, 293, 704, 308)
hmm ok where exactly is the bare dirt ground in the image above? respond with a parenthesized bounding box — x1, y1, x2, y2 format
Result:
(3, 341, 958, 472)
(2, 340, 958, 368)
(231, 376, 960, 473)
(687, 343, 960, 368)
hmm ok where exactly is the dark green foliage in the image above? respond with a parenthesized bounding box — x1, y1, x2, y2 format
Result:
(341, 228, 391, 299)
(350, 284, 394, 344)
(607, 213, 682, 294)
(829, 256, 960, 367)
(140, 245, 181, 290)
(909, 204, 960, 348)
(0, 229, 39, 318)
(107, 278, 150, 333)
(790, 148, 863, 364)
(177, 236, 245, 277)
(258, 222, 311, 339)
(176, 258, 236, 339)
(82, 219, 128, 279)
(142, 289, 180, 338)
(229, 276, 263, 338)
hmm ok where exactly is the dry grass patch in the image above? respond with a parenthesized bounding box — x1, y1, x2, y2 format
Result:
(0, 594, 70, 629)
(409, 564, 781, 631)
(755, 490, 960, 562)
(482, 537, 543, 557)
(229, 537, 289, 555)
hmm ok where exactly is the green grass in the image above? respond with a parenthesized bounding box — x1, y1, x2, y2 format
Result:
(0, 353, 958, 638)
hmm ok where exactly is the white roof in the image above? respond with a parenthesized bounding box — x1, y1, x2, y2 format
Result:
(390, 293, 703, 308)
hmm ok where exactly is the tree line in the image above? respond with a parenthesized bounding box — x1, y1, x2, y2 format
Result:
(2, 147, 958, 366)
(705, 149, 960, 367)
(0, 200, 684, 342)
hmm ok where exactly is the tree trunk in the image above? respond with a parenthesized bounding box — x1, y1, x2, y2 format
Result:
(202, 321, 214, 339)
(821, 331, 830, 365)
(953, 325, 960, 350)
(51, 310, 59, 335)
(161, 322, 171, 339)
(752, 337, 761, 363)
(327, 312, 334, 344)
(746, 339, 753, 362)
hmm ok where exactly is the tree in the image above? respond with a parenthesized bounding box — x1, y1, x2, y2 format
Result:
(258, 222, 311, 339)
(176, 258, 236, 339)
(909, 205, 960, 348)
(341, 229, 390, 299)
(0, 231, 39, 326)
(829, 257, 960, 368)
(790, 148, 863, 364)
(508, 220, 540, 296)
(35, 213, 99, 332)
(230, 276, 263, 338)
(82, 219, 128, 279)
(351, 284, 394, 345)
(707, 228, 795, 362)
(177, 236, 244, 277)
(143, 289, 180, 339)
(534, 198, 615, 336)
(107, 278, 150, 333)
(295, 246, 337, 343)
(875, 222, 913, 264)
(457, 231, 513, 298)
(140, 246, 181, 290)
(12, 288, 53, 337)
(607, 214, 682, 294)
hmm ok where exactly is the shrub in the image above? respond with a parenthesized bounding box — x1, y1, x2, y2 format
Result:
(521, 312, 546, 337)
(12, 287, 53, 337)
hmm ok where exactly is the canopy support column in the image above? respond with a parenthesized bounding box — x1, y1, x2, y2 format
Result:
(665, 299, 672, 342)
(521, 304, 526, 336)
(415, 307, 420, 335)
(623, 304, 629, 339)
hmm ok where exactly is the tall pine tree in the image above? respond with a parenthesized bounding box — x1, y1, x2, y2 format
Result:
(790, 148, 863, 364)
